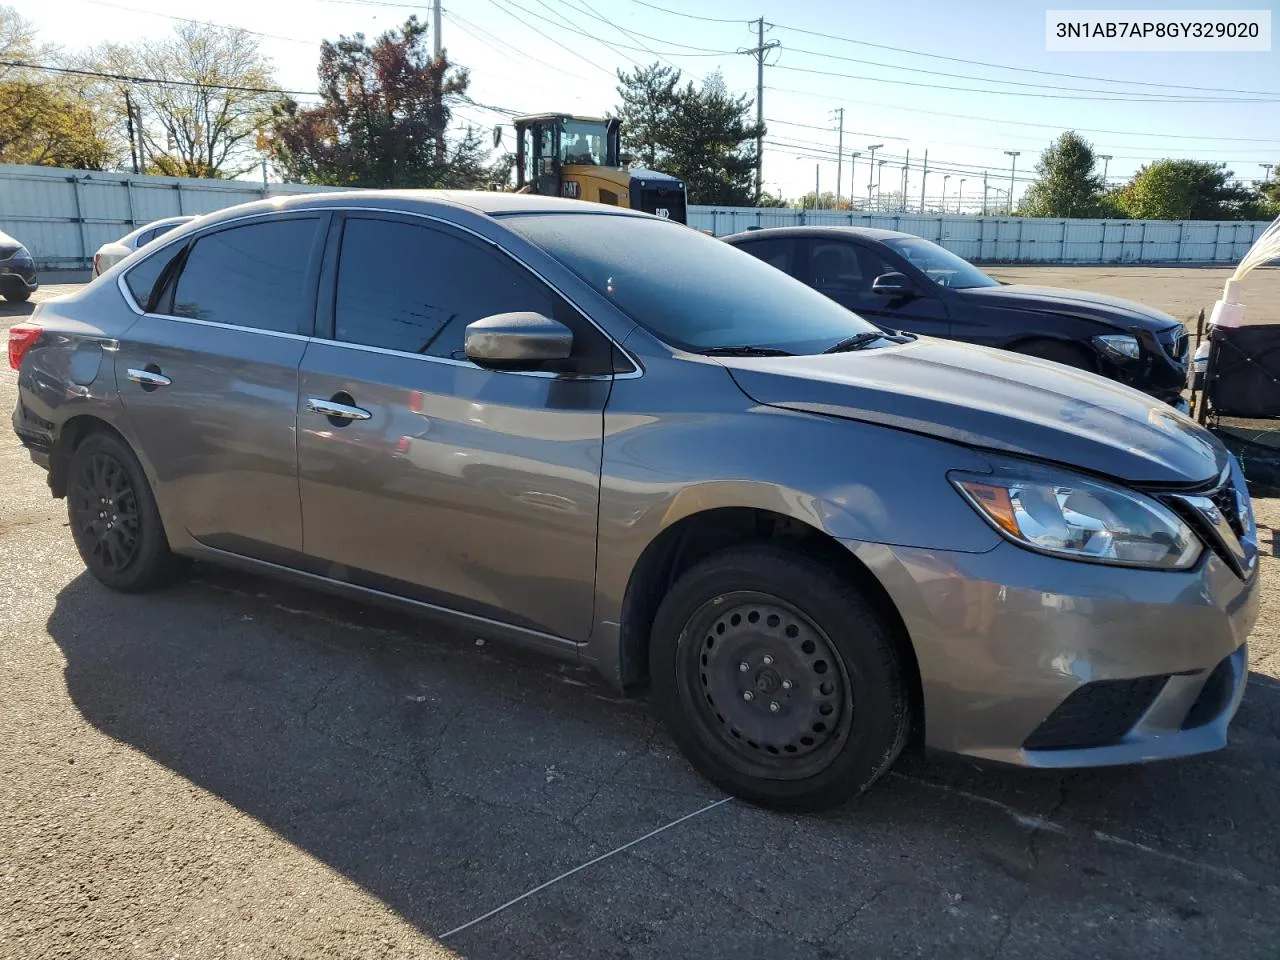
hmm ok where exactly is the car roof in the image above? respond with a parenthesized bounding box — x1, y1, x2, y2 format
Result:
(722, 225, 917, 243)
(186, 189, 652, 228)
(119, 215, 197, 244)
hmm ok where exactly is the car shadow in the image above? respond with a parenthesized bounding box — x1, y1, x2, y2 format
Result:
(45, 566, 1280, 954)
(0, 300, 35, 320)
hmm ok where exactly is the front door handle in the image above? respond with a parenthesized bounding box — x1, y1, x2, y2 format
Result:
(306, 397, 371, 421)
(127, 367, 171, 388)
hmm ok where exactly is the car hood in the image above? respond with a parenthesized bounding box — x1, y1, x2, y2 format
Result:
(956, 284, 1181, 332)
(722, 337, 1225, 485)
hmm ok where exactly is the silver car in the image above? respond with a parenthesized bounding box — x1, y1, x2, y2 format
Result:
(9, 192, 1260, 810)
(92, 216, 196, 277)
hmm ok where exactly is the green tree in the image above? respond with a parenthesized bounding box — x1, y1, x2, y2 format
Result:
(614, 62, 679, 170)
(1019, 131, 1107, 217)
(0, 78, 116, 168)
(613, 64, 762, 206)
(1115, 159, 1264, 220)
(1257, 170, 1280, 215)
(271, 17, 485, 189)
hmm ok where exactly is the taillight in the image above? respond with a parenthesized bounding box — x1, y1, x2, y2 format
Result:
(8, 323, 41, 371)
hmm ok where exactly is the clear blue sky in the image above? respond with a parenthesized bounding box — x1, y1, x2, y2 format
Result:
(23, 0, 1280, 206)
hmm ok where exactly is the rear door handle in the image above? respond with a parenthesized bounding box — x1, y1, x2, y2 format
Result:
(306, 397, 372, 421)
(127, 368, 171, 388)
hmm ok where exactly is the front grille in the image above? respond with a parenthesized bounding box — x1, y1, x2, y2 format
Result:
(1210, 484, 1246, 539)
(1024, 675, 1168, 751)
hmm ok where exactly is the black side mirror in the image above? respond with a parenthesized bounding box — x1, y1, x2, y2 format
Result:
(464, 312, 573, 369)
(871, 272, 913, 297)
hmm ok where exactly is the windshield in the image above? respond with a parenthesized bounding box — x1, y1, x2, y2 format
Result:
(503, 214, 881, 353)
(882, 237, 998, 290)
(559, 120, 607, 166)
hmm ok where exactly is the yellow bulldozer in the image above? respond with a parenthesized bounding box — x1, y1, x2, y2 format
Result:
(511, 113, 688, 224)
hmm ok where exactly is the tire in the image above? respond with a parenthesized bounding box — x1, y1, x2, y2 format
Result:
(650, 544, 911, 811)
(1013, 339, 1094, 371)
(4, 288, 31, 303)
(66, 431, 179, 592)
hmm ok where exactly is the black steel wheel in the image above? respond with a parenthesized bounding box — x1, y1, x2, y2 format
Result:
(650, 544, 911, 811)
(67, 431, 179, 592)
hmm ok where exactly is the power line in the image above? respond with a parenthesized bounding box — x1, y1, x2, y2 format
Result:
(768, 62, 1280, 103)
(766, 84, 1280, 144)
(616, 0, 749, 24)
(70, 0, 321, 46)
(442, 9, 594, 83)
(547, 0, 683, 73)
(479, 0, 617, 76)
(0, 60, 318, 96)
(482, 0, 733, 56)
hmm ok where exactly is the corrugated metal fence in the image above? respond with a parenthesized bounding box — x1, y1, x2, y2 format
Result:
(688, 207, 1271, 263)
(0, 164, 341, 269)
(1, 164, 1270, 268)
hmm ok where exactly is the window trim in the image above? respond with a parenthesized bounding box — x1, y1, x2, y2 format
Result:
(117, 204, 641, 381)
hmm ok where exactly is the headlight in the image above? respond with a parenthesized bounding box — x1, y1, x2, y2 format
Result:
(951, 465, 1201, 569)
(1093, 334, 1141, 360)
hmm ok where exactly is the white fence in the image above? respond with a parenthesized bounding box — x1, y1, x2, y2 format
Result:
(688, 207, 1271, 263)
(0, 164, 340, 269)
(0, 164, 1270, 268)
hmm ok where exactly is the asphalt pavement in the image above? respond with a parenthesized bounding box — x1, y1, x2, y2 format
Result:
(4, 278, 1280, 959)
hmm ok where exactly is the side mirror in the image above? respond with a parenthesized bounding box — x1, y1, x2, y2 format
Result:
(464, 312, 573, 369)
(871, 272, 913, 297)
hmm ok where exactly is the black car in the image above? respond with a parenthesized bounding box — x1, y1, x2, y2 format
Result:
(724, 227, 1189, 404)
(0, 229, 38, 303)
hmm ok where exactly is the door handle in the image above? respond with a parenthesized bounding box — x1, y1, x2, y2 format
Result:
(306, 397, 371, 421)
(127, 368, 171, 388)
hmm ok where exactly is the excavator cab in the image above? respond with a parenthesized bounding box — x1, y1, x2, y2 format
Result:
(513, 113, 687, 224)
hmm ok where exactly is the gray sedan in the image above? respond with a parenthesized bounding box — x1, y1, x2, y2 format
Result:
(9, 192, 1259, 809)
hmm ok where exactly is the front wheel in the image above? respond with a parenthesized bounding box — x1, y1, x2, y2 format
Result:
(4, 287, 31, 303)
(650, 545, 911, 811)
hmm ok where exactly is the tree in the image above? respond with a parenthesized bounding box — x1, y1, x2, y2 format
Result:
(613, 63, 762, 206)
(270, 17, 484, 189)
(90, 23, 280, 178)
(614, 62, 679, 169)
(0, 79, 116, 168)
(1019, 131, 1107, 218)
(1114, 160, 1264, 220)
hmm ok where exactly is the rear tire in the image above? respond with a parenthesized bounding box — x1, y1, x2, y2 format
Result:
(67, 431, 179, 592)
(649, 544, 911, 811)
(1013, 339, 1094, 371)
(4, 288, 31, 303)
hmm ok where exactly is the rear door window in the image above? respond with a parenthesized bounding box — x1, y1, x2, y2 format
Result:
(807, 241, 866, 292)
(171, 218, 319, 333)
(332, 215, 614, 372)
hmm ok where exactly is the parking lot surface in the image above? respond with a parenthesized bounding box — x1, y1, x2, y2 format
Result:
(4, 270, 1280, 959)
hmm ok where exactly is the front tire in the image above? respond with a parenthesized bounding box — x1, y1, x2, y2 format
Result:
(4, 287, 31, 303)
(650, 545, 911, 811)
(67, 431, 179, 592)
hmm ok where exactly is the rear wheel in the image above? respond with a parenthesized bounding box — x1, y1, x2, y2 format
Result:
(67, 432, 179, 592)
(4, 288, 31, 303)
(1013, 339, 1094, 371)
(650, 545, 911, 811)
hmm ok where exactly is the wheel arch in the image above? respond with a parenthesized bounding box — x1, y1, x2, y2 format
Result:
(48, 415, 130, 498)
(616, 505, 924, 745)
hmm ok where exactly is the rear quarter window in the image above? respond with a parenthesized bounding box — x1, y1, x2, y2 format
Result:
(123, 244, 184, 312)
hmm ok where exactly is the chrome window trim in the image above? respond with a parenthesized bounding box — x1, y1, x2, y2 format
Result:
(116, 203, 643, 381)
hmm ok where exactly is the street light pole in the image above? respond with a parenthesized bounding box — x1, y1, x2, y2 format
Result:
(958, 178, 965, 214)
(866, 144, 883, 206)
(847, 152, 861, 209)
(941, 174, 950, 213)
(1003, 151, 1020, 215)
(832, 107, 845, 209)
(1099, 153, 1113, 185)
(1262, 163, 1275, 182)
(982, 171, 988, 215)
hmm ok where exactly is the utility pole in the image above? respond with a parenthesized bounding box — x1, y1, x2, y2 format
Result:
(1262, 163, 1275, 182)
(958, 178, 965, 214)
(982, 170, 988, 215)
(815, 164, 820, 208)
(433, 0, 442, 57)
(831, 107, 844, 208)
(919, 149, 928, 212)
(901, 149, 909, 213)
(1004, 150, 1020, 215)
(875, 159, 887, 210)
(741, 18, 779, 205)
(1099, 153, 1113, 185)
(865, 143, 882, 206)
(941, 174, 950, 212)
(123, 86, 139, 175)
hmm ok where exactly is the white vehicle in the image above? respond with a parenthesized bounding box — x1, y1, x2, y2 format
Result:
(92, 216, 196, 276)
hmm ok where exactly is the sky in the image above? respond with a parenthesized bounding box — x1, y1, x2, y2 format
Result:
(17, 0, 1280, 207)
